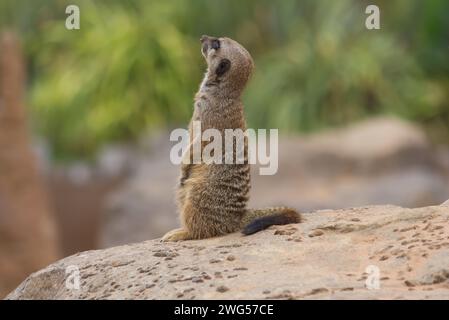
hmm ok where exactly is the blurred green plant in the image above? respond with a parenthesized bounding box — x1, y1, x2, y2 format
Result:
(245, 0, 449, 135)
(27, 1, 202, 160)
(0, 0, 448, 160)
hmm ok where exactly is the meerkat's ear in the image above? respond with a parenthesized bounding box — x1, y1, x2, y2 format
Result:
(215, 59, 231, 77)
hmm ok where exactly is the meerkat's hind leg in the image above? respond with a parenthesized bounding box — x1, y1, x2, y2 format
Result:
(161, 228, 192, 242)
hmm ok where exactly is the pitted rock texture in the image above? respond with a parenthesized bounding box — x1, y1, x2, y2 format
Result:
(6, 204, 449, 300)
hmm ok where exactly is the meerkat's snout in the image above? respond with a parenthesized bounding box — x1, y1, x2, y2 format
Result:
(200, 35, 220, 58)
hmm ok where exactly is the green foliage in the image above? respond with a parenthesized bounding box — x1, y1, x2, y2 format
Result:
(1, 0, 448, 160)
(25, 1, 202, 159)
(244, 0, 448, 134)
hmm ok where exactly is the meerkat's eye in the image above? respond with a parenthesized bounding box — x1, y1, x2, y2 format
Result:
(215, 59, 231, 77)
(211, 39, 220, 50)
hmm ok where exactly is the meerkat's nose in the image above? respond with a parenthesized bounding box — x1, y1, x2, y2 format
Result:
(200, 35, 210, 57)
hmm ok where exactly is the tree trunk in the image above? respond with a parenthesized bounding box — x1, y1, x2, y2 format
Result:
(0, 31, 60, 298)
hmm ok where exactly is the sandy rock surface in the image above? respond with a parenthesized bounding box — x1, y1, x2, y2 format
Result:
(7, 204, 449, 300)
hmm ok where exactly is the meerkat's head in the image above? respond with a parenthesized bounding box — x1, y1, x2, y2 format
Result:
(200, 35, 254, 96)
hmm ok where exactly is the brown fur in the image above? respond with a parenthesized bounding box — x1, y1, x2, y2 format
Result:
(162, 36, 301, 241)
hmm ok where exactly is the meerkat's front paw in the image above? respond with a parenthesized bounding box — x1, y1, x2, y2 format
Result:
(161, 228, 191, 242)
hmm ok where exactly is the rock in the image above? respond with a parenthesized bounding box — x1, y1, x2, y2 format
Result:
(100, 134, 179, 247)
(46, 170, 123, 256)
(251, 117, 449, 211)
(7, 205, 449, 300)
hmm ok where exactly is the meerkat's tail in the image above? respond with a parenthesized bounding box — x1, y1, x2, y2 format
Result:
(241, 207, 301, 235)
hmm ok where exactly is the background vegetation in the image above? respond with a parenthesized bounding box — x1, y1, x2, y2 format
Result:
(1, 0, 448, 160)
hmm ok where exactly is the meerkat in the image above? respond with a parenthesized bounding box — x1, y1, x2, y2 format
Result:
(161, 35, 301, 241)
